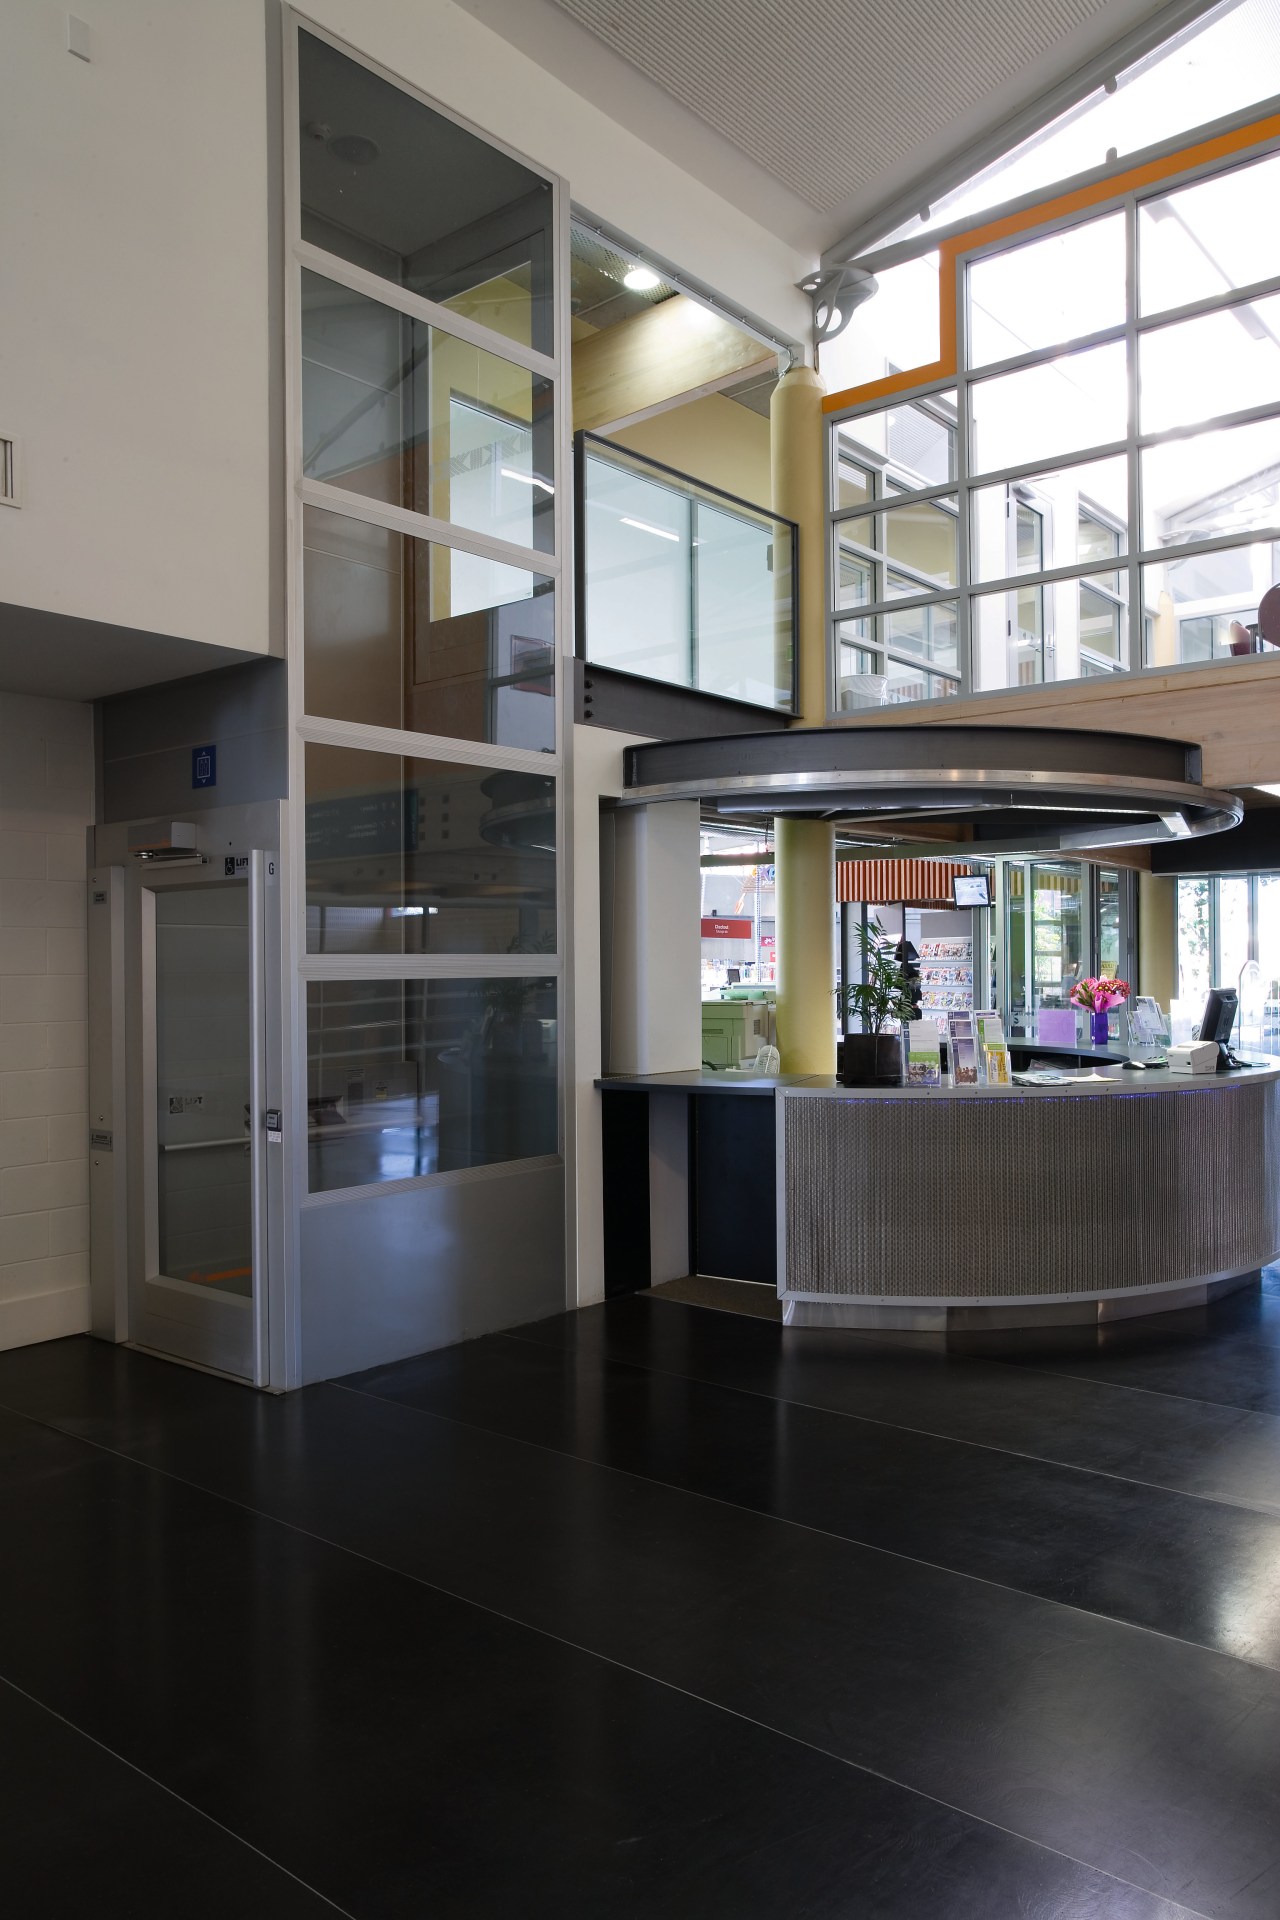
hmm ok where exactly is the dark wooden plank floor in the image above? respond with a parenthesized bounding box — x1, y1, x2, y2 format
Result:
(4, 1277, 1280, 1915)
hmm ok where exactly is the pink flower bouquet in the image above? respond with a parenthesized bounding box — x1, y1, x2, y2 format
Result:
(1069, 976, 1130, 1013)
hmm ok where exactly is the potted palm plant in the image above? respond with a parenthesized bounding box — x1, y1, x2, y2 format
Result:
(834, 921, 917, 1086)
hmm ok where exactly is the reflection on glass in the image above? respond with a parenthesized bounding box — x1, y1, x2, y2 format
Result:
(301, 270, 554, 552)
(307, 977, 556, 1192)
(967, 213, 1125, 368)
(837, 543, 874, 609)
(838, 498, 959, 599)
(837, 643, 883, 709)
(1031, 863, 1084, 1022)
(694, 501, 792, 705)
(1141, 415, 1280, 549)
(1006, 864, 1028, 1036)
(298, 30, 553, 356)
(304, 744, 555, 956)
(1140, 293, 1280, 435)
(1140, 149, 1280, 318)
(156, 888, 252, 1299)
(883, 600, 959, 671)
(884, 660, 959, 704)
(1219, 876, 1250, 992)
(973, 570, 1128, 688)
(1141, 544, 1280, 667)
(1079, 581, 1124, 661)
(969, 341, 1126, 474)
(1256, 878, 1280, 1044)
(836, 605, 959, 675)
(581, 444, 794, 712)
(836, 453, 873, 511)
(699, 825, 777, 992)
(835, 394, 957, 489)
(1097, 868, 1121, 978)
(1078, 509, 1122, 575)
(970, 456, 1127, 583)
(1177, 877, 1212, 1005)
(303, 506, 555, 749)
(1015, 504, 1043, 571)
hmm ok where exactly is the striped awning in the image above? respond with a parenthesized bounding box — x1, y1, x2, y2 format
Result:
(837, 858, 974, 906)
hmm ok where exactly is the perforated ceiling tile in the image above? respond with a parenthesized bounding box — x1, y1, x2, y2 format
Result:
(549, 0, 1121, 212)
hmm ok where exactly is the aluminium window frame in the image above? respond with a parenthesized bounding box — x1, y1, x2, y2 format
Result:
(283, 9, 571, 1244)
(825, 133, 1280, 717)
(830, 394, 962, 704)
(575, 428, 801, 717)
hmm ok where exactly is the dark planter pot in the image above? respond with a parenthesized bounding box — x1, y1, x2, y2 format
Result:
(841, 1032, 902, 1087)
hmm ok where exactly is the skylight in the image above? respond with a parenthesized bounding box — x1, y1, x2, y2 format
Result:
(870, 0, 1280, 259)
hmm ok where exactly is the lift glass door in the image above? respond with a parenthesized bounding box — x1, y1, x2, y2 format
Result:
(130, 862, 267, 1381)
(156, 886, 252, 1299)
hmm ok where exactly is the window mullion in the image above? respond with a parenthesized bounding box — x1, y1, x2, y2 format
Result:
(1124, 194, 1142, 672)
(956, 244, 974, 696)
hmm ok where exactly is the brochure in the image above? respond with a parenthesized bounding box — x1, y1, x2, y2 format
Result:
(946, 1013, 980, 1086)
(906, 1020, 942, 1086)
(978, 1012, 1011, 1086)
(1130, 995, 1167, 1045)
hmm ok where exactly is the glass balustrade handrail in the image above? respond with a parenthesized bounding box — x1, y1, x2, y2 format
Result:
(575, 429, 799, 716)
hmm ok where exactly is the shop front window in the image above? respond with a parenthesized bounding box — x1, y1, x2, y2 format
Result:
(699, 830, 775, 993)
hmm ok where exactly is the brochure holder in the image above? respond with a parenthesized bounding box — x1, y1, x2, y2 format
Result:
(906, 1020, 942, 1086)
(946, 1013, 980, 1087)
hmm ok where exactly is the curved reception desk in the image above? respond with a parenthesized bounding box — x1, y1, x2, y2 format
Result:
(780, 1064, 1280, 1330)
(595, 1061, 1280, 1331)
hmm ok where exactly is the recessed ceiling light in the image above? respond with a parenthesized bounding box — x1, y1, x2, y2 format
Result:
(623, 266, 660, 292)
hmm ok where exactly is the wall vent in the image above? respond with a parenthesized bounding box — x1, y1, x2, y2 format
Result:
(0, 437, 18, 507)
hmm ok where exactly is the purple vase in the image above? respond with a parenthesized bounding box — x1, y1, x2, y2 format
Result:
(1090, 1008, 1110, 1047)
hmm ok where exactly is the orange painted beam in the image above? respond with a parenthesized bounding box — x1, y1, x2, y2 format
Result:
(824, 109, 1280, 416)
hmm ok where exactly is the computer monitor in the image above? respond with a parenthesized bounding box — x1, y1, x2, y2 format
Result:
(725, 967, 741, 985)
(952, 874, 990, 908)
(1198, 987, 1238, 1066)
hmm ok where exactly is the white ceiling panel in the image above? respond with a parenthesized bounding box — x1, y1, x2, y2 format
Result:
(551, 0, 1161, 213)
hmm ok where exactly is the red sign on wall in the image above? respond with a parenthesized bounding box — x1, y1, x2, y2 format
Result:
(701, 917, 753, 940)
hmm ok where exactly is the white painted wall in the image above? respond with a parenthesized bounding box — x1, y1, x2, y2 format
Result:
(609, 801, 703, 1074)
(0, 696, 94, 1350)
(0, 1, 273, 653)
(1, 0, 802, 666)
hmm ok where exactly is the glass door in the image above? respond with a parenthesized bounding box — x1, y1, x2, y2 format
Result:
(1031, 862, 1085, 1021)
(130, 857, 269, 1381)
(1096, 867, 1122, 980)
(1005, 863, 1028, 1035)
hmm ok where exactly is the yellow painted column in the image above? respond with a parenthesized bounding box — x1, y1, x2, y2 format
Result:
(771, 365, 836, 1072)
(1138, 871, 1178, 1005)
(770, 364, 827, 723)
(774, 815, 836, 1072)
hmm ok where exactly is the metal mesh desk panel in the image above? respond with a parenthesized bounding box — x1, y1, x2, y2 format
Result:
(778, 1073, 1280, 1323)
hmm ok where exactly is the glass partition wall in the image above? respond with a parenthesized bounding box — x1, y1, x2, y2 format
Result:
(578, 435, 798, 713)
(1176, 873, 1280, 1044)
(287, 24, 564, 1259)
(1001, 859, 1136, 1040)
(827, 134, 1280, 709)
